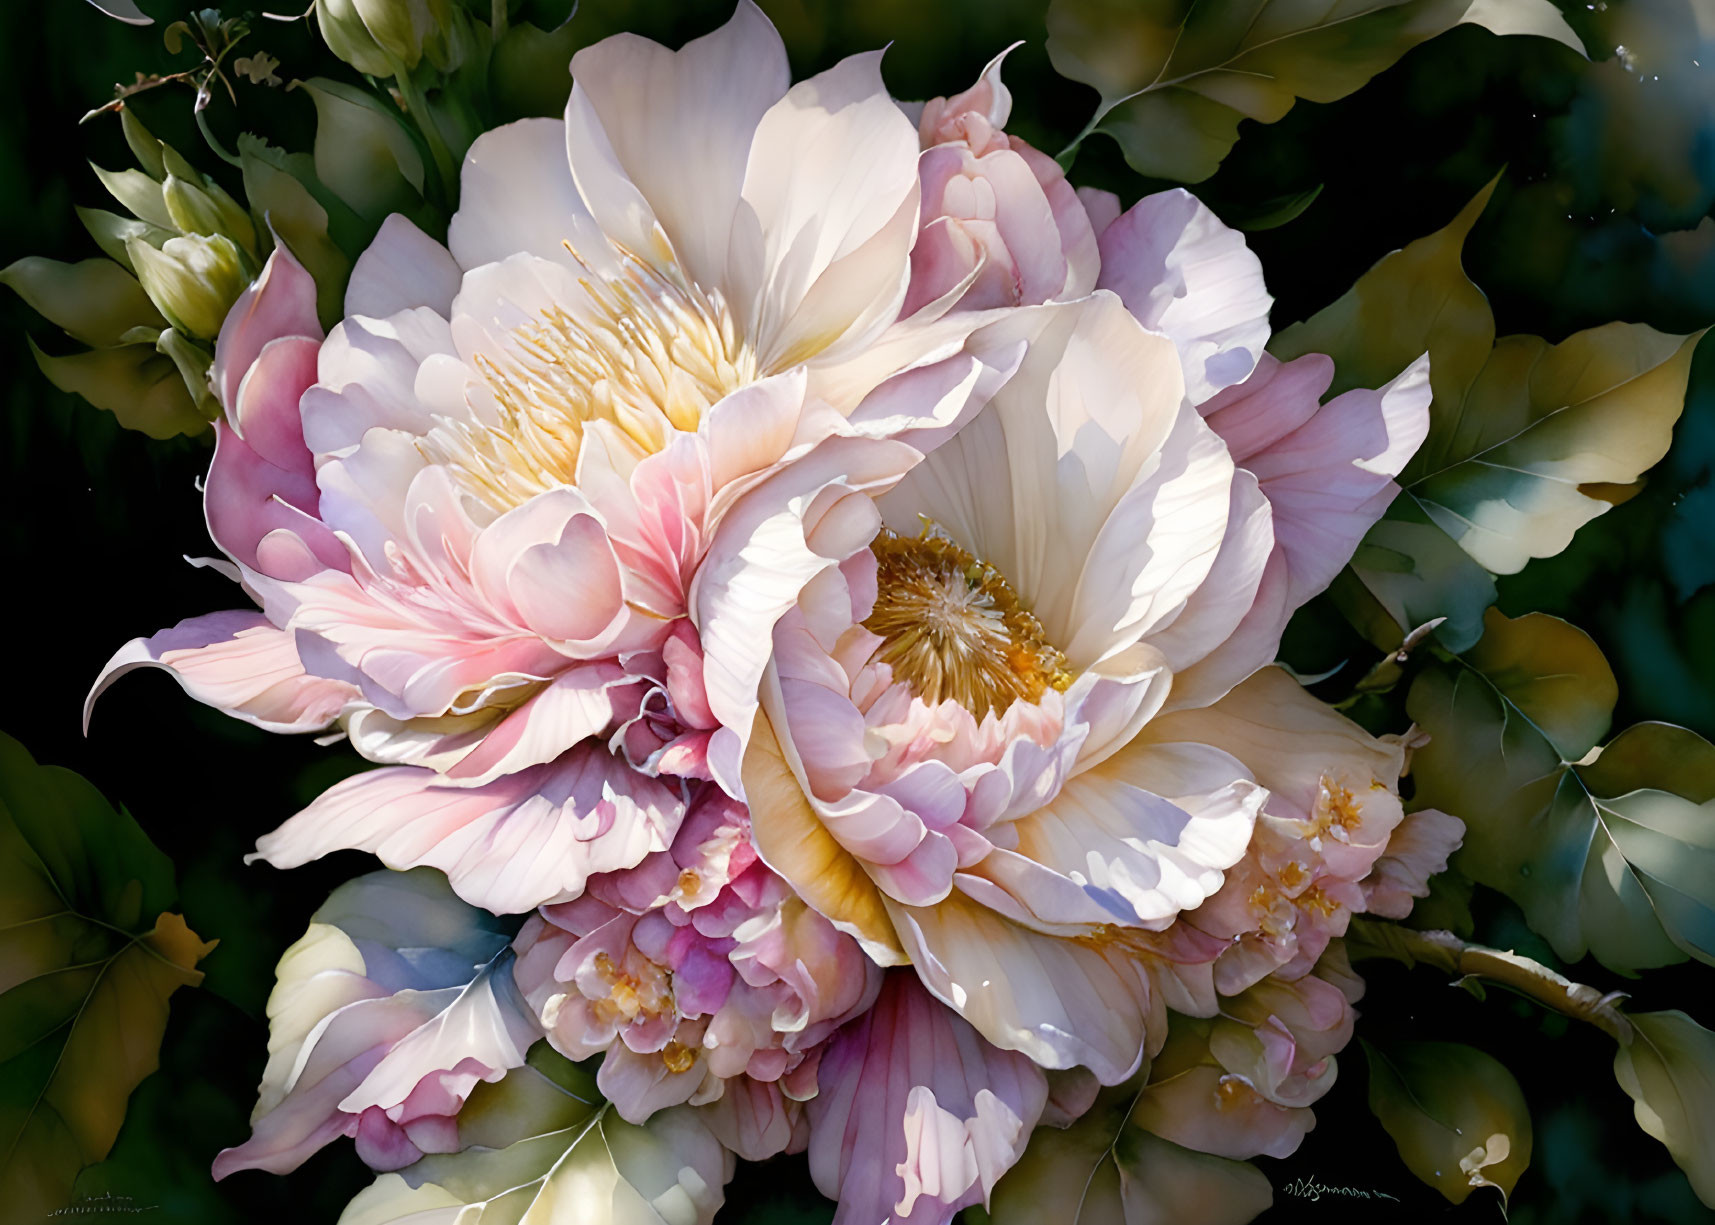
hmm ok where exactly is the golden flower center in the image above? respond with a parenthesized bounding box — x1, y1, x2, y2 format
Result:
(425, 250, 755, 511)
(865, 525, 1072, 717)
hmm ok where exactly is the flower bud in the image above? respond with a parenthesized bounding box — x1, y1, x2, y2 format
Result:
(162, 174, 257, 256)
(126, 234, 248, 341)
(317, 0, 447, 77)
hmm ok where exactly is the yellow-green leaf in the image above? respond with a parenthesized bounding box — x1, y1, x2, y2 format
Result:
(1365, 1039, 1532, 1206)
(0, 734, 214, 1221)
(1274, 180, 1705, 645)
(1, 257, 165, 349)
(1408, 612, 1715, 971)
(1461, 607, 1617, 759)
(1046, 0, 1580, 184)
(1613, 1010, 1715, 1208)
(339, 1103, 730, 1225)
(988, 1078, 1272, 1224)
(27, 338, 207, 439)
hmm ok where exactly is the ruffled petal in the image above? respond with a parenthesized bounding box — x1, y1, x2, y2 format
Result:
(1095, 188, 1272, 405)
(251, 745, 685, 913)
(448, 117, 599, 272)
(212, 241, 322, 412)
(885, 891, 1158, 1085)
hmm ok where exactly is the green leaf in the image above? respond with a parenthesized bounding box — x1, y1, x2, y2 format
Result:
(1331, 492, 1498, 651)
(339, 1103, 731, 1225)
(988, 1079, 1272, 1224)
(455, 1041, 601, 1152)
(1, 257, 165, 349)
(91, 164, 174, 231)
(490, 18, 584, 120)
(296, 79, 428, 222)
(1408, 610, 1715, 971)
(238, 134, 354, 330)
(1276, 179, 1706, 648)
(1045, 0, 1581, 184)
(1233, 182, 1324, 231)
(1365, 1039, 1533, 1206)
(76, 207, 173, 275)
(27, 338, 208, 439)
(0, 732, 214, 1221)
(1613, 1010, 1715, 1209)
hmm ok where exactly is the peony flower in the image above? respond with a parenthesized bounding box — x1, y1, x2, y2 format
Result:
(511, 789, 881, 1145)
(905, 49, 1099, 315)
(213, 868, 539, 1178)
(89, 3, 1004, 914)
(737, 149, 1434, 1217)
(1128, 945, 1363, 1164)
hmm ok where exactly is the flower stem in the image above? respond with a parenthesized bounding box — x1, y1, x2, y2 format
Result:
(386, 56, 458, 205)
(1346, 920, 1633, 1043)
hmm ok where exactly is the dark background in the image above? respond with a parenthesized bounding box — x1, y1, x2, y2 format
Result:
(3, 0, 1713, 1221)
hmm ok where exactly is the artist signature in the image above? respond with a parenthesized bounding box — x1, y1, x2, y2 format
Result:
(47, 1193, 159, 1218)
(1281, 1174, 1402, 1204)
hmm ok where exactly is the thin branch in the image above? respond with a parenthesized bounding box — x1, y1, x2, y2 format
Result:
(1347, 920, 1633, 1043)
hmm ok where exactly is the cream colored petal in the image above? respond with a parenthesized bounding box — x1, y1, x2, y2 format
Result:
(733, 48, 921, 369)
(563, 1, 788, 289)
(742, 706, 907, 966)
(886, 891, 1158, 1085)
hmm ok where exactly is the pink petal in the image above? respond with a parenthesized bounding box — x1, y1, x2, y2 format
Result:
(1095, 189, 1271, 404)
(806, 973, 1048, 1225)
(87, 610, 356, 733)
(251, 745, 685, 913)
(213, 241, 322, 412)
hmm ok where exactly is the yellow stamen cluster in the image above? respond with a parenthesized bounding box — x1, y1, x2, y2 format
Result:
(865, 525, 1072, 717)
(589, 951, 674, 1027)
(423, 249, 754, 511)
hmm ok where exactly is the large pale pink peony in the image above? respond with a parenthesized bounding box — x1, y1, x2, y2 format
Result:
(88, 4, 1006, 914)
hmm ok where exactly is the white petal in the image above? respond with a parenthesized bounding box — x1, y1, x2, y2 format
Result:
(1096, 188, 1272, 404)
(564, 0, 788, 289)
(346, 214, 463, 319)
(448, 117, 599, 272)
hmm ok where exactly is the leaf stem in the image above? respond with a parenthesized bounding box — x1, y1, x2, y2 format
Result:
(1347, 920, 1633, 1043)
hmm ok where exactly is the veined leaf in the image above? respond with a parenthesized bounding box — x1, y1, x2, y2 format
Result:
(339, 1101, 731, 1225)
(1364, 1039, 1532, 1206)
(1275, 179, 1705, 648)
(0, 733, 213, 1220)
(1407, 610, 1715, 972)
(1046, 0, 1583, 184)
(988, 1077, 1272, 1224)
(1613, 1010, 1715, 1208)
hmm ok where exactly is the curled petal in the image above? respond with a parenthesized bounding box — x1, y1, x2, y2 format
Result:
(88, 610, 355, 733)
